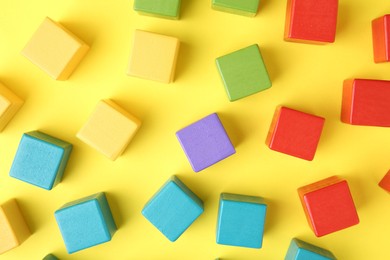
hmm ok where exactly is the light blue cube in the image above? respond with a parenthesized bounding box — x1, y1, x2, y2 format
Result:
(142, 176, 204, 241)
(54, 192, 117, 253)
(285, 238, 337, 260)
(9, 131, 72, 190)
(216, 193, 267, 248)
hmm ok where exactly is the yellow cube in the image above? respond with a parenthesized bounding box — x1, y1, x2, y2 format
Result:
(0, 199, 31, 254)
(127, 30, 180, 83)
(77, 100, 141, 160)
(0, 83, 23, 132)
(21, 17, 89, 80)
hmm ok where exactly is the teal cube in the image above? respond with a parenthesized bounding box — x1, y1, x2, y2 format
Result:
(134, 0, 181, 19)
(55, 192, 117, 254)
(212, 0, 260, 17)
(216, 44, 272, 101)
(216, 193, 267, 248)
(43, 254, 59, 260)
(285, 238, 337, 260)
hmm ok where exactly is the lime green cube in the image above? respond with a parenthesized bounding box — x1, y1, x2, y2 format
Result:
(212, 0, 260, 17)
(134, 0, 181, 19)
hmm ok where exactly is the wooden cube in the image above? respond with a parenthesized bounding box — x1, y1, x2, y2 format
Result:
(0, 82, 23, 132)
(133, 0, 181, 19)
(285, 238, 336, 260)
(379, 170, 390, 192)
(212, 0, 260, 17)
(372, 15, 390, 63)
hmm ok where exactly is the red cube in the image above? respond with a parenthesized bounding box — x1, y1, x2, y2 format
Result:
(379, 170, 390, 192)
(298, 176, 359, 237)
(372, 15, 390, 63)
(266, 106, 325, 161)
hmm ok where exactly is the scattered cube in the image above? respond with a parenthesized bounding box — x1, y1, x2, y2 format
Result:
(0, 199, 31, 254)
(285, 238, 336, 260)
(55, 192, 117, 254)
(341, 79, 390, 127)
(379, 170, 390, 192)
(0, 82, 23, 132)
(43, 254, 59, 260)
(9, 131, 72, 190)
(284, 0, 338, 43)
(212, 0, 260, 17)
(142, 176, 204, 242)
(372, 15, 390, 63)
(21, 17, 89, 80)
(216, 44, 271, 101)
(127, 30, 180, 83)
(77, 99, 141, 160)
(266, 106, 325, 161)
(176, 113, 235, 172)
(216, 193, 267, 248)
(133, 0, 182, 19)
(298, 176, 359, 237)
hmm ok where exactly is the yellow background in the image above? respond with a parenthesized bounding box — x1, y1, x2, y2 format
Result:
(0, 0, 390, 259)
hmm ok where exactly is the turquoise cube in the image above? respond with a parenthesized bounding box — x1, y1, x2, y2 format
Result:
(142, 176, 204, 241)
(43, 254, 59, 260)
(216, 193, 267, 248)
(134, 0, 181, 19)
(54, 192, 117, 254)
(9, 131, 72, 190)
(212, 0, 260, 17)
(285, 238, 337, 260)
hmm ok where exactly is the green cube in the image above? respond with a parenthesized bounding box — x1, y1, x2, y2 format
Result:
(43, 254, 59, 260)
(212, 0, 260, 17)
(216, 44, 272, 102)
(134, 0, 181, 19)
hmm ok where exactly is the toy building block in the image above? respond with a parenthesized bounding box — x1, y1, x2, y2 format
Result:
(379, 170, 390, 192)
(212, 0, 260, 17)
(55, 192, 117, 254)
(43, 254, 59, 260)
(216, 193, 267, 249)
(0, 82, 23, 132)
(127, 30, 180, 83)
(284, 0, 338, 43)
(298, 176, 359, 237)
(266, 106, 325, 161)
(142, 176, 204, 242)
(0, 199, 31, 254)
(372, 15, 390, 63)
(77, 99, 141, 160)
(21, 17, 89, 80)
(176, 113, 235, 172)
(9, 131, 72, 190)
(134, 0, 181, 19)
(285, 238, 337, 260)
(341, 79, 390, 127)
(216, 44, 271, 101)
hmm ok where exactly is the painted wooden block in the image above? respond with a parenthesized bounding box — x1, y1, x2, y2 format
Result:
(176, 113, 235, 172)
(77, 99, 141, 160)
(21, 17, 89, 80)
(54, 192, 117, 254)
(298, 176, 359, 237)
(372, 15, 390, 63)
(341, 79, 390, 127)
(216, 44, 271, 101)
(0, 199, 31, 254)
(0, 82, 23, 132)
(134, 0, 181, 19)
(142, 176, 204, 242)
(127, 30, 180, 83)
(379, 170, 390, 192)
(266, 106, 325, 161)
(284, 0, 338, 43)
(9, 131, 72, 190)
(43, 254, 59, 260)
(212, 0, 260, 17)
(216, 193, 267, 249)
(285, 238, 336, 260)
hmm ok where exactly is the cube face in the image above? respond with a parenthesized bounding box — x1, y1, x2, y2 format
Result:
(217, 193, 267, 249)
(21, 17, 89, 80)
(77, 100, 141, 160)
(127, 30, 180, 83)
(0, 83, 23, 132)
(285, 238, 336, 260)
(9, 131, 72, 190)
(285, 0, 338, 43)
(266, 107, 325, 161)
(216, 44, 271, 101)
(134, 0, 181, 19)
(176, 113, 235, 172)
(43, 254, 59, 260)
(372, 15, 390, 63)
(55, 192, 117, 254)
(379, 170, 390, 192)
(212, 0, 260, 17)
(142, 176, 204, 242)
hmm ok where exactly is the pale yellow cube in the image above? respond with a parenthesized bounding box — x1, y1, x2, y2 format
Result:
(0, 83, 23, 132)
(127, 30, 180, 83)
(21, 17, 89, 80)
(77, 100, 141, 160)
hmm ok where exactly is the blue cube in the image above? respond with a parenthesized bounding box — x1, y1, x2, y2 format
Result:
(9, 131, 72, 190)
(142, 176, 204, 241)
(54, 192, 117, 253)
(216, 193, 267, 248)
(285, 238, 337, 260)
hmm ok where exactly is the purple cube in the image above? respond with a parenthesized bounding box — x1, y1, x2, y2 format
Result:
(176, 113, 236, 172)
